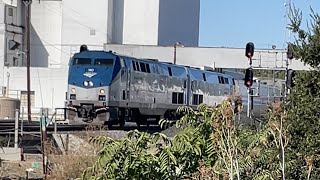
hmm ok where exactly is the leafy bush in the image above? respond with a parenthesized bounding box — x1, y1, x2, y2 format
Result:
(82, 100, 290, 180)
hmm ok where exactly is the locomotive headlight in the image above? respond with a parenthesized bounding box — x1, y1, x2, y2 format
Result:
(83, 81, 89, 86)
(71, 88, 76, 93)
(100, 89, 105, 94)
(88, 81, 93, 86)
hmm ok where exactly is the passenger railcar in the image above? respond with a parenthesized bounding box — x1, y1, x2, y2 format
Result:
(65, 45, 238, 127)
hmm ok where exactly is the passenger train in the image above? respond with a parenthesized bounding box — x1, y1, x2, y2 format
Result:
(65, 45, 239, 127)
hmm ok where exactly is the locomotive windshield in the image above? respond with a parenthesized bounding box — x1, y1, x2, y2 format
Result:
(94, 59, 113, 66)
(73, 58, 92, 65)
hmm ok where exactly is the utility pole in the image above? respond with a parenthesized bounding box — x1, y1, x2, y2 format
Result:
(23, 0, 32, 123)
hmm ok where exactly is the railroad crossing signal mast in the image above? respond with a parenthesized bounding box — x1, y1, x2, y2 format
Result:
(285, 44, 295, 96)
(245, 42, 254, 118)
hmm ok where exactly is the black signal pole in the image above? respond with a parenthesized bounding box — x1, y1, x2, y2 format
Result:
(23, 0, 32, 123)
(245, 42, 255, 118)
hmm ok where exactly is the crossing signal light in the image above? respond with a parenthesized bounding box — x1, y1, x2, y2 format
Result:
(286, 69, 295, 88)
(287, 44, 294, 60)
(244, 68, 253, 88)
(245, 42, 255, 58)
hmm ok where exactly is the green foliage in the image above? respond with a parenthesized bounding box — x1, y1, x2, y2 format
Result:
(82, 100, 291, 180)
(285, 71, 320, 180)
(288, 6, 320, 69)
(284, 6, 320, 180)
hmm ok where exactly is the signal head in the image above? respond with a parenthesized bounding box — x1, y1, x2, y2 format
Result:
(245, 42, 255, 58)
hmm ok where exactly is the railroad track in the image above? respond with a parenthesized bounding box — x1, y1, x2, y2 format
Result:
(0, 120, 162, 134)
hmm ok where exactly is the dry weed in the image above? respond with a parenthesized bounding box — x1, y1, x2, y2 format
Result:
(45, 128, 104, 180)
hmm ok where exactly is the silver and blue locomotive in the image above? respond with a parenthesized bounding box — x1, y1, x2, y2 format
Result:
(65, 45, 238, 127)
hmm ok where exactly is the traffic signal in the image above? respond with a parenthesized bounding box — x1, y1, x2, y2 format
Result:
(244, 68, 253, 88)
(287, 44, 294, 60)
(245, 42, 255, 58)
(286, 69, 295, 88)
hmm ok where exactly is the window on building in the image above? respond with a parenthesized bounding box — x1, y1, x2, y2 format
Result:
(90, 29, 96, 36)
(13, 57, 18, 66)
(8, 8, 13, 17)
(20, 91, 35, 107)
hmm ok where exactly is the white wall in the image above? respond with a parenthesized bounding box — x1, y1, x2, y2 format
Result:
(7, 67, 68, 109)
(104, 44, 311, 70)
(122, 0, 160, 45)
(31, 1, 63, 67)
(158, 0, 200, 47)
(60, 0, 108, 67)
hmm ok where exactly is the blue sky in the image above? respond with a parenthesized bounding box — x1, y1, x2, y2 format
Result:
(199, 0, 320, 48)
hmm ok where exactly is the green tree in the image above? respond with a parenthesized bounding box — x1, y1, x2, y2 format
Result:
(285, 6, 320, 180)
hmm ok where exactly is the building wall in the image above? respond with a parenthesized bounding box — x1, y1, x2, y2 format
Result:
(31, 1, 63, 67)
(60, 0, 108, 67)
(122, 0, 160, 45)
(104, 44, 310, 70)
(158, 0, 200, 47)
(110, 0, 124, 44)
(6, 67, 68, 109)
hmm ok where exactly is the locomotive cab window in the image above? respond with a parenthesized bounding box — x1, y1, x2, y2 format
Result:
(73, 58, 92, 65)
(94, 59, 113, 66)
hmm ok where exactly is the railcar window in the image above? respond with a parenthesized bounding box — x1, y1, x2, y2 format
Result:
(172, 92, 178, 104)
(218, 76, 222, 83)
(168, 67, 172, 76)
(73, 58, 91, 65)
(146, 64, 151, 73)
(224, 78, 229, 84)
(199, 95, 203, 104)
(136, 61, 141, 71)
(178, 93, 184, 104)
(232, 78, 235, 85)
(132, 61, 137, 70)
(140, 62, 147, 72)
(193, 94, 199, 105)
(172, 92, 184, 104)
(193, 94, 204, 105)
(94, 59, 113, 66)
(221, 77, 225, 84)
(203, 73, 206, 81)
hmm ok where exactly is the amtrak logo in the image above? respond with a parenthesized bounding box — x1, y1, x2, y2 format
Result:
(83, 69, 97, 78)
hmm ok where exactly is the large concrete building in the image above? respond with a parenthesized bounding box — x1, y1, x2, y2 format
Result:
(0, 0, 309, 119)
(0, 0, 200, 117)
